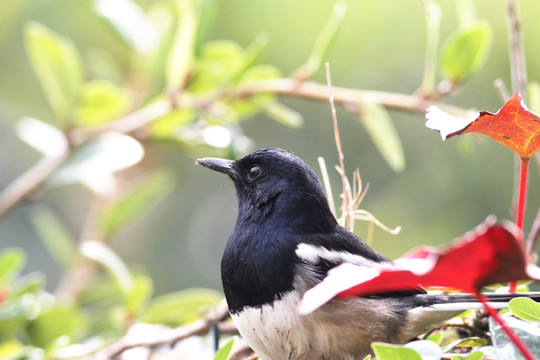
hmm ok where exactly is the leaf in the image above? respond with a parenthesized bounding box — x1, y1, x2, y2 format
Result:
(440, 21, 492, 83)
(166, 0, 197, 90)
(214, 337, 237, 360)
(95, 0, 159, 54)
(27, 302, 87, 348)
(98, 169, 175, 237)
(141, 288, 223, 326)
(509, 297, 540, 321)
(299, 217, 539, 314)
(125, 275, 153, 314)
(527, 82, 540, 114)
(460, 351, 485, 360)
(16, 117, 68, 158)
(24, 22, 83, 125)
(443, 337, 488, 352)
(77, 80, 131, 126)
(405, 340, 442, 360)
(292, 2, 347, 80)
(29, 206, 76, 269)
(358, 97, 405, 172)
(371, 342, 422, 360)
(426, 93, 540, 160)
(80, 241, 133, 295)
(261, 100, 304, 128)
(0, 249, 25, 286)
(50, 132, 144, 194)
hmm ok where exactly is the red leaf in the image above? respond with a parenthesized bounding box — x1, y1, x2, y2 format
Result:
(299, 217, 540, 315)
(426, 93, 540, 159)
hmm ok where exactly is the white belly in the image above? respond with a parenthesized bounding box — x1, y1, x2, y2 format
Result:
(231, 291, 401, 360)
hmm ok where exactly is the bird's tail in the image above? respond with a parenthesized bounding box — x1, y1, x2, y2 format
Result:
(423, 291, 540, 311)
(402, 291, 540, 341)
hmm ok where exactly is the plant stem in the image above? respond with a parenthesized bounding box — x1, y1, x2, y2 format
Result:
(505, 0, 527, 99)
(475, 292, 535, 360)
(509, 157, 529, 292)
(419, 0, 441, 96)
(515, 158, 529, 237)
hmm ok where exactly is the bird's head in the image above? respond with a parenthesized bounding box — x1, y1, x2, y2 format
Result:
(197, 148, 337, 232)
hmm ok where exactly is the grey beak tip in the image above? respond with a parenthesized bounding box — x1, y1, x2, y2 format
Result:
(195, 157, 235, 175)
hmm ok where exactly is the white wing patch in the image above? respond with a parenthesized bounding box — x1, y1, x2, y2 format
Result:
(295, 243, 382, 268)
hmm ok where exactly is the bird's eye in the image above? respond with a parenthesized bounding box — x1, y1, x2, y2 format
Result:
(247, 165, 262, 180)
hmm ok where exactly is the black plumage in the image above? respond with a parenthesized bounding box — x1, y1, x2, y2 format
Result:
(197, 148, 540, 360)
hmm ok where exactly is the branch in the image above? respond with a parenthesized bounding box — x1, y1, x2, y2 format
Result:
(237, 78, 472, 118)
(0, 78, 472, 222)
(0, 151, 69, 221)
(88, 301, 231, 360)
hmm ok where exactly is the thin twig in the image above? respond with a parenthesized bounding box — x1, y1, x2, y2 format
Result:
(505, 0, 527, 98)
(318, 157, 337, 217)
(325, 63, 355, 231)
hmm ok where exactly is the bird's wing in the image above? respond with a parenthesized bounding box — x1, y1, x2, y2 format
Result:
(295, 225, 424, 297)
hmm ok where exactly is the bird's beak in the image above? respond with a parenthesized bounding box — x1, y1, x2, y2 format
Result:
(195, 157, 235, 176)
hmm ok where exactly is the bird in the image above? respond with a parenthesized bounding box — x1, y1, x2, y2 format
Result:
(196, 148, 540, 360)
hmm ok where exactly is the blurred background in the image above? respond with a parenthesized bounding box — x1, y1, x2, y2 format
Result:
(1, 0, 539, 300)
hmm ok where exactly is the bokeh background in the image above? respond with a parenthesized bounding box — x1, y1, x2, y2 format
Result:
(1, 0, 539, 299)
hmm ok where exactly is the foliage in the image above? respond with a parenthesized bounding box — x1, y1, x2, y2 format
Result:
(0, 0, 539, 359)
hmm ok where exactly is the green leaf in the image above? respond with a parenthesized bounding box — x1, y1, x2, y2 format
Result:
(371, 342, 422, 360)
(29, 206, 76, 269)
(80, 241, 133, 295)
(214, 337, 237, 360)
(151, 109, 195, 139)
(440, 21, 492, 83)
(141, 288, 223, 326)
(98, 169, 175, 237)
(125, 275, 153, 315)
(0, 249, 26, 286)
(166, 0, 197, 90)
(221, 33, 269, 85)
(293, 2, 346, 79)
(50, 133, 144, 193)
(509, 297, 540, 321)
(77, 80, 131, 126)
(27, 302, 87, 348)
(24, 22, 83, 126)
(261, 100, 304, 128)
(425, 332, 443, 345)
(358, 97, 405, 172)
(459, 351, 485, 360)
(190, 40, 244, 93)
(443, 337, 488, 352)
(527, 81, 540, 115)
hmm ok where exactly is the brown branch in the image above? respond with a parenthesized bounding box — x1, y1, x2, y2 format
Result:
(237, 78, 471, 118)
(0, 77, 472, 223)
(0, 151, 69, 221)
(87, 300, 231, 360)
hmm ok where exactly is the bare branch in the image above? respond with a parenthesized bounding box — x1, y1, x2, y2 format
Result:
(0, 151, 69, 220)
(87, 301, 231, 360)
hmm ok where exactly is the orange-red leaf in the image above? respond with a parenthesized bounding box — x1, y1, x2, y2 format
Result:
(427, 93, 540, 159)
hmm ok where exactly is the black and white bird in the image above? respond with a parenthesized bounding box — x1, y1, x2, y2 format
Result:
(196, 148, 540, 360)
